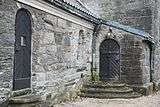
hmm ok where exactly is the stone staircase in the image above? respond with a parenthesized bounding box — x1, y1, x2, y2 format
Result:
(8, 88, 52, 107)
(79, 81, 142, 99)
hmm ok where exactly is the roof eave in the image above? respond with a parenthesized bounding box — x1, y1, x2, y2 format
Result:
(102, 20, 154, 43)
(44, 0, 100, 24)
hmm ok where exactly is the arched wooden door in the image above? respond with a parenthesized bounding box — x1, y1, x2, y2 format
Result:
(13, 9, 32, 90)
(99, 39, 120, 81)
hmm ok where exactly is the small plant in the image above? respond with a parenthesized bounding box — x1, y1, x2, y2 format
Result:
(90, 71, 100, 82)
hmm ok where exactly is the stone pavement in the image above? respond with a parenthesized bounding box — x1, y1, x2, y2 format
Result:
(54, 91, 160, 107)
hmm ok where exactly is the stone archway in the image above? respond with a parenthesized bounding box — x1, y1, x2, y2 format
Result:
(99, 39, 120, 81)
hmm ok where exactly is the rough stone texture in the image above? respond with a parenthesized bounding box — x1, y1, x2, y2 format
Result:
(152, 0, 160, 86)
(22, 4, 93, 104)
(82, 0, 154, 34)
(95, 25, 151, 85)
(1, 0, 160, 106)
(0, 0, 93, 105)
(0, 0, 18, 105)
(82, 0, 160, 91)
(131, 82, 154, 96)
(9, 94, 42, 104)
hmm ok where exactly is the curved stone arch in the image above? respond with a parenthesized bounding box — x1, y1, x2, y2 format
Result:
(96, 31, 122, 55)
(95, 32, 121, 73)
(99, 38, 120, 52)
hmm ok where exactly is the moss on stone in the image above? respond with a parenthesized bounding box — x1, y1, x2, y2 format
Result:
(153, 82, 160, 92)
(89, 71, 100, 82)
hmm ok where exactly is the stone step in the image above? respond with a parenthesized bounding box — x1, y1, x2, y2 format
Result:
(79, 92, 142, 99)
(81, 87, 133, 94)
(11, 88, 32, 97)
(9, 94, 42, 104)
(8, 101, 53, 107)
(83, 82, 126, 88)
(80, 81, 142, 99)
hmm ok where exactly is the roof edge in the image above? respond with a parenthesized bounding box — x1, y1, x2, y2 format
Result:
(44, 0, 100, 24)
(102, 21, 154, 43)
(44, 0, 154, 43)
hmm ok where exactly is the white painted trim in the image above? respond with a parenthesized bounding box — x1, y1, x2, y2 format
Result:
(16, 0, 94, 29)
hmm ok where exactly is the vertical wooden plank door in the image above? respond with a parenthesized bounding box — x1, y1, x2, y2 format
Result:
(13, 9, 32, 90)
(100, 39, 120, 81)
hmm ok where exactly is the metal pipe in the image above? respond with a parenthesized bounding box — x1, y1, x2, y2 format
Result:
(91, 20, 102, 81)
(150, 43, 155, 82)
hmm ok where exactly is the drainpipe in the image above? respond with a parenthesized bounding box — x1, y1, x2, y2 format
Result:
(91, 20, 102, 81)
(150, 43, 155, 82)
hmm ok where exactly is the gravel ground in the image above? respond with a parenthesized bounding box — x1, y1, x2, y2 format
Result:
(54, 92, 160, 107)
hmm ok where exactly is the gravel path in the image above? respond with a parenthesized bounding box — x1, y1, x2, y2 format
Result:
(54, 92, 160, 107)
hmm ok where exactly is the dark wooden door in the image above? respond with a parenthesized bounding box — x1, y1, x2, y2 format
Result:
(100, 39, 120, 81)
(13, 9, 32, 90)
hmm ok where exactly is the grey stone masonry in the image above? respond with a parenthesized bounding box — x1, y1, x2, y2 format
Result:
(0, 0, 93, 105)
(0, 0, 18, 105)
(82, 0, 160, 90)
(82, 0, 154, 34)
(95, 25, 151, 85)
(0, 0, 160, 105)
(22, 3, 93, 103)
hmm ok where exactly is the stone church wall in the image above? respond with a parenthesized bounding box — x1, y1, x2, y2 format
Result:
(0, 0, 93, 104)
(82, 0, 154, 34)
(0, 0, 18, 104)
(29, 7, 93, 102)
(152, 0, 160, 86)
(0, 0, 159, 105)
(82, 0, 160, 89)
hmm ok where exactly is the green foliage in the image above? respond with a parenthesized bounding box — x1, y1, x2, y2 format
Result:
(90, 71, 100, 82)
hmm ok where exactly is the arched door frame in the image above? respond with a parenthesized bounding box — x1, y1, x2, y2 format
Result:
(99, 38, 120, 81)
(13, 8, 32, 90)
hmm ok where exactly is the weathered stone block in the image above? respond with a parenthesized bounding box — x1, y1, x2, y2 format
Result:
(35, 73, 46, 86)
(57, 18, 67, 29)
(44, 14, 57, 26)
(41, 32, 55, 45)
(131, 82, 154, 95)
(11, 88, 31, 97)
(54, 32, 63, 45)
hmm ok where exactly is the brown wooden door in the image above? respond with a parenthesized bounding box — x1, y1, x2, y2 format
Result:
(100, 39, 120, 81)
(13, 9, 32, 90)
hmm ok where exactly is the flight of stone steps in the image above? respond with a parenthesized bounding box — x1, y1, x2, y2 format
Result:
(79, 81, 142, 99)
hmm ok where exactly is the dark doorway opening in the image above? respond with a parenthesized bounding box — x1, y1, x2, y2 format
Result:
(99, 39, 120, 81)
(13, 9, 32, 90)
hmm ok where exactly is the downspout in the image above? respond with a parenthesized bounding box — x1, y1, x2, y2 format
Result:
(150, 43, 155, 82)
(91, 20, 102, 81)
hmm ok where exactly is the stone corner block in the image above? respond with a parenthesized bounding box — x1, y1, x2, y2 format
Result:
(130, 82, 154, 96)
